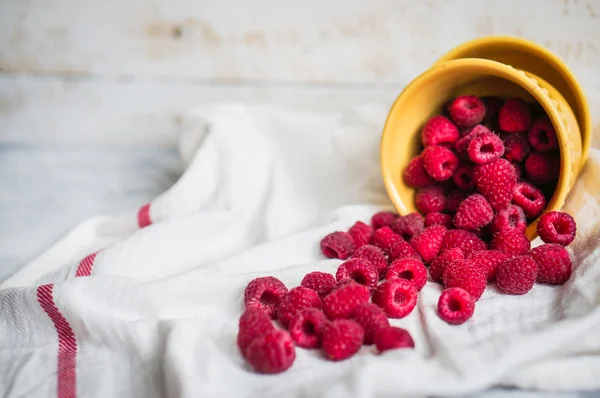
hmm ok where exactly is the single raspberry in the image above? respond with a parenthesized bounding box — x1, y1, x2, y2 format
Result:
(347, 221, 373, 248)
(513, 182, 546, 218)
(503, 133, 531, 162)
(453, 194, 494, 231)
(468, 131, 505, 164)
(530, 243, 572, 284)
(498, 98, 532, 133)
(525, 152, 560, 184)
(490, 205, 527, 235)
(443, 259, 487, 300)
(322, 282, 370, 320)
(244, 276, 289, 318)
(415, 186, 447, 214)
(391, 212, 424, 241)
(482, 96, 504, 125)
(301, 272, 336, 299)
(373, 227, 420, 261)
(352, 302, 390, 345)
(496, 255, 538, 295)
(321, 319, 364, 361)
(421, 115, 460, 147)
(386, 258, 428, 291)
(246, 329, 296, 374)
(277, 286, 322, 328)
(352, 245, 388, 279)
(537, 211, 577, 246)
(473, 158, 517, 211)
(528, 116, 558, 152)
(422, 145, 459, 181)
(403, 155, 435, 188)
(453, 163, 475, 191)
(446, 190, 468, 214)
(320, 231, 355, 260)
(410, 225, 447, 263)
(448, 95, 486, 128)
(371, 211, 399, 230)
(437, 287, 475, 325)
(336, 258, 379, 289)
(424, 212, 453, 228)
(468, 249, 508, 281)
(440, 229, 487, 255)
(288, 308, 328, 349)
(372, 279, 418, 319)
(429, 247, 464, 283)
(237, 307, 276, 357)
(454, 125, 490, 160)
(490, 229, 531, 256)
(511, 161, 524, 181)
(374, 326, 415, 353)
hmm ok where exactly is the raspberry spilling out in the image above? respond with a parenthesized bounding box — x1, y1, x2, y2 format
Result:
(322, 282, 370, 320)
(468, 130, 505, 164)
(473, 158, 517, 211)
(386, 258, 428, 291)
(410, 225, 447, 263)
(374, 326, 415, 353)
(525, 152, 560, 184)
(301, 272, 336, 299)
(437, 287, 475, 325)
(537, 211, 577, 246)
(422, 115, 460, 147)
(496, 255, 538, 295)
(448, 95, 486, 128)
(453, 163, 475, 191)
(320, 231, 355, 260)
(244, 276, 289, 319)
(468, 249, 508, 281)
(373, 279, 418, 319)
(352, 302, 390, 345)
(490, 205, 527, 235)
(237, 307, 276, 357)
(498, 98, 532, 133)
(371, 211, 399, 230)
(288, 308, 329, 349)
(404, 155, 435, 188)
(453, 194, 494, 231)
(415, 186, 447, 214)
(490, 229, 531, 256)
(425, 212, 453, 228)
(429, 247, 464, 283)
(278, 286, 322, 328)
(440, 229, 487, 255)
(246, 329, 296, 374)
(322, 319, 364, 361)
(373, 227, 420, 261)
(513, 182, 546, 218)
(503, 133, 531, 162)
(530, 243, 572, 284)
(348, 221, 373, 248)
(528, 116, 558, 152)
(443, 259, 487, 300)
(352, 245, 388, 278)
(336, 258, 379, 289)
(391, 212, 424, 241)
(422, 145, 459, 181)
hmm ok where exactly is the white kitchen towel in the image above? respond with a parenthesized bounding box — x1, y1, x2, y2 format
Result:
(1, 102, 599, 398)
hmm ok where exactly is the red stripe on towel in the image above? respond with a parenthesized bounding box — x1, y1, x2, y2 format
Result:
(75, 252, 98, 277)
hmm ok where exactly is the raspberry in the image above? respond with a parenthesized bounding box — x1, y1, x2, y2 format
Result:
(403, 155, 435, 188)
(415, 186, 447, 214)
(473, 158, 517, 211)
(446, 190, 467, 214)
(454, 125, 490, 160)
(246, 329, 296, 374)
(301, 272, 336, 299)
(437, 287, 475, 325)
(528, 116, 558, 152)
(373, 227, 420, 261)
(410, 225, 447, 263)
(468, 131, 505, 164)
(440, 229, 487, 255)
(468, 249, 508, 281)
(322, 282, 370, 320)
(530, 243, 572, 284)
(237, 307, 276, 357)
(490, 229, 531, 256)
(288, 308, 328, 349)
(352, 245, 388, 278)
(386, 258, 428, 291)
(496, 255, 538, 295)
(244, 276, 289, 318)
(321, 319, 364, 361)
(430, 249, 463, 284)
(371, 211, 399, 230)
(421, 115, 460, 147)
(320, 231, 355, 260)
(448, 95, 486, 128)
(374, 326, 415, 353)
(498, 98, 532, 133)
(513, 182, 546, 218)
(453, 194, 494, 231)
(422, 145, 459, 181)
(424, 212, 453, 228)
(336, 258, 379, 289)
(482, 96, 504, 125)
(503, 133, 531, 162)
(525, 152, 560, 184)
(453, 163, 475, 191)
(277, 287, 322, 328)
(443, 259, 487, 300)
(490, 205, 527, 235)
(537, 211, 577, 246)
(347, 221, 373, 248)
(391, 212, 424, 241)
(352, 302, 389, 345)
(372, 279, 418, 319)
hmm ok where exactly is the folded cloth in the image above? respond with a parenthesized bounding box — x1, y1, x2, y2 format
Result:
(1, 103, 599, 398)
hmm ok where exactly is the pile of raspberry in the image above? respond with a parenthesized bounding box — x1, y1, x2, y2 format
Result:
(236, 95, 578, 375)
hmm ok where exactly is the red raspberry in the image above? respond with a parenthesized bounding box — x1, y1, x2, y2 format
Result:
(498, 98, 532, 133)
(237, 307, 276, 357)
(490, 205, 527, 235)
(403, 155, 435, 188)
(454, 125, 489, 160)
(386, 258, 428, 291)
(491, 229, 531, 256)
(421, 115, 460, 147)
(453, 194, 494, 231)
(452, 163, 475, 191)
(336, 258, 379, 289)
(496, 255, 538, 295)
(321, 319, 364, 361)
(446, 190, 467, 214)
(352, 302, 389, 345)
(277, 287, 322, 328)
(440, 229, 487, 255)
(525, 152, 560, 184)
(288, 308, 328, 349)
(437, 287, 475, 325)
(301, 271, 336, 299)
(528, 116, 558, 152)
(371, 211, 398, 230)
(537, 211, 577, 246)
(513, 182, 546, 218)
(424, 212, 453, 228)
(468, 249, 508, 281)
(374, 326, 415, 353)
(246, 329, 296, 374)
(468, 131, 505, 164)
(352, 245, 388, 279)
(372, 279, 418, 319)
(410, 225, 447, 263)
(415, 186, 447, 214)
(448, 95, 486, 128)
(443, 259, 487, 300)
(422, 145, 459, 181)
(244, 276, 289, 318)
(322, 282, 370, 320)
(348, 221, 373, 248)
(373, 227, 420, 261)
(482, 96, 504, 125)
(530, 243, 572, 284)
(320, 231, 355, 260)
(473, 158, 517, 211)
(391, 212, 424, 241)
(429, 247, 464, 283)
(503, 133, 531, 162)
